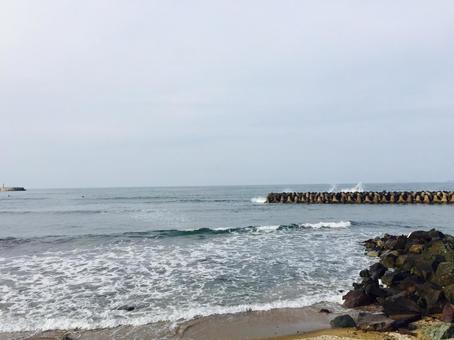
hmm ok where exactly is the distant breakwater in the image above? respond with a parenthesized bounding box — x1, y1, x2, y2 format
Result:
(266, 191, 454, 204)
(0, 186, 26, 192)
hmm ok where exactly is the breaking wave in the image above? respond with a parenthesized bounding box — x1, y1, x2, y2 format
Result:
(327, 182, 364, 193)
(251, 196, 267, 204)
(0, 221, 352, 247)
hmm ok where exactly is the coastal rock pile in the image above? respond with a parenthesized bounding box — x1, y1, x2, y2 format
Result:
(266, 191, 454, 204)
(343, 229, 454, 324)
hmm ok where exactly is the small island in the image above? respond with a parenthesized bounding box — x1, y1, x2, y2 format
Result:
(0, 184, 26, 192)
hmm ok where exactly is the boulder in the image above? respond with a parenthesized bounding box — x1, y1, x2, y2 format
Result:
(359, 269, 370, 278)
(381, 294, 422, 318)
(410, 258, 436, 281)
(395, 254, 408, 268)
(408, 230, 432, 243)
(415, 282, 444, 313)
(420, 321, 454, 340)
(441, 304, 454, 323)
(342, 289, 375, 308)
(330, 314, 357, 328)
(380, 250, 399, 268)
(443, 284, 454, 304)
(428, 229, 446, 240)
(423, 240, 451, 261)
(381, 270, 410, 287)
(369, 262, 387, 280)
(364, 281, 389, 298)
(409, 243, 424, 254)
(434, 262, 454, 287)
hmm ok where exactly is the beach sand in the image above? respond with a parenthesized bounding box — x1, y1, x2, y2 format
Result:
(0, 303, 416, 340)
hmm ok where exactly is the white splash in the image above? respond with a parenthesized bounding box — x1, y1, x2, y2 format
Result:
(251, 196, 266, 204)
(327, 184, 337, 193)
(327, 182, 364, 193)
(301, 221, 351, 229)
(341, 182, 364, 193)
(255, 225, 280, 232)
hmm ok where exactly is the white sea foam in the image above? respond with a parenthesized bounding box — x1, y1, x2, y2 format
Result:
(0, 227, 367, 333)
(178, 221, 350, 234)
(255, 225, 280, 232)
(301, 221, 351, 229)
(251, 196, 267, 204)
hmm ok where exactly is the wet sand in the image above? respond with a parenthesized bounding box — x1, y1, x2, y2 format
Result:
(0, 303, 418, 340)
(0, 303, 358, 340)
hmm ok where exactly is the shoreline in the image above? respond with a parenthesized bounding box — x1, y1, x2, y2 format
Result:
(0, 303, 422, 340)
(0, 303, 359, 340)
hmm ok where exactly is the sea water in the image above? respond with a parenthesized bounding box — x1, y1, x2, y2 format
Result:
(1, 183, 454, 332)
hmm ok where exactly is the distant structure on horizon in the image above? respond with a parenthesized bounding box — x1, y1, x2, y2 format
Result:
(1, 184, 26, 192)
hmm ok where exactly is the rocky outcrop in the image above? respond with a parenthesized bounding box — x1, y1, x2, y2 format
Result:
(343, 229, 454, 325)
(266, 191, 454, 204)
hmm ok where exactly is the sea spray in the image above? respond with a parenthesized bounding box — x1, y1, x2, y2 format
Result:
(251, 196, 266, 204)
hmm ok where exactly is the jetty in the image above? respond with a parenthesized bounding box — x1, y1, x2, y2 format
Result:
(0, 184, 26, 192)
(266, 191, 454, 204)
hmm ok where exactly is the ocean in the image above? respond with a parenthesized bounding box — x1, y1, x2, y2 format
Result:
(1, 183, 454, 334)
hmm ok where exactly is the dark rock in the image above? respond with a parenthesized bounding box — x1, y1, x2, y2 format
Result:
(369, 262, 387, 280)
(390, 315, 421, 330)
(441, 304, 454, 323)
(330, 314, 356, 328)
(342, 289, 374, 308)
(395, 235, 409, 250)
(428, 229, 446, 240)
(408, 230, 431, 242)
(423, 240, 450, 260)
(395, 254, 408, 268)
(410, 258, 436, 280)
(380, 250, 399, 268)
(434, 262, 454, 287)
(443, 284, 454, 303)
(415, 282, 444, 314)
(381, 270, 410, 287)
(382, 294, 422, 318)
(319, 308, 331, 314)
(409, 243, 425, 254)
(364, 281, 389, 298)
(394, 275, 425, 294)
(344, 229, 454, 323)
(359, 269, 370, 278)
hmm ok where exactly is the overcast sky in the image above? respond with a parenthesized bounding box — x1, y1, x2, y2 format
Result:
(1, 1, 453, 188)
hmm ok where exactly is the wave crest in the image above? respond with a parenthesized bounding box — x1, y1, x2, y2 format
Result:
(251, 196, 266, 204)
(0, 221, 352, 247)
